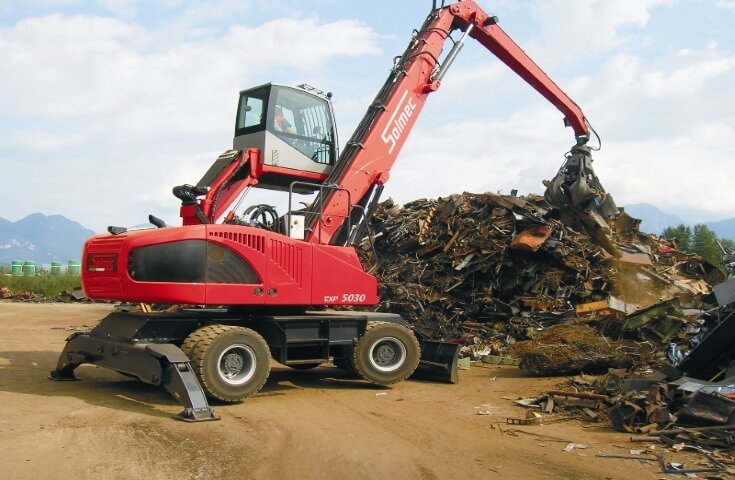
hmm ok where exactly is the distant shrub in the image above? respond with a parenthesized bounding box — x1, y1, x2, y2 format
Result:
(0, 272, 81, 298)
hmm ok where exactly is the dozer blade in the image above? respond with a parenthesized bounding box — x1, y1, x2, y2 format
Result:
(412, 340, 461, 384)
(49, 312, 218, 422)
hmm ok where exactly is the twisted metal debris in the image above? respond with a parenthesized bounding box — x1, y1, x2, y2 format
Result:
(357, 191, 721, 374)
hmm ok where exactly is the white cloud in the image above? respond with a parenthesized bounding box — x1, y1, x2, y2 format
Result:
(528, 0, 672, 62)
(633, 42, 735, 100)
(0, 12, 380, 229)
(577, 44, 735, 139)
(0, 14, 379, 124)
(8, 129, 91, 151)
(594, 123, 735, 221)
(716, 1, 735, 9)
(390, 106, 571, 205)
(97, 0, 137, 18)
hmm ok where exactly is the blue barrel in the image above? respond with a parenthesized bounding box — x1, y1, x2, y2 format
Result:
(23, 261, 36, 277)
(11, 260, 23, 277)
(67, 259, 81, 276)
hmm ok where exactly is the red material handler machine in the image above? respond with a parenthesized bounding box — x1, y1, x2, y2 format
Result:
(50, 0, 616, 421)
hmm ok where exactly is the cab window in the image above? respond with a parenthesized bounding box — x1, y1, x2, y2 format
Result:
(235, 88, 267, 135)
(270, 87, 335, 165)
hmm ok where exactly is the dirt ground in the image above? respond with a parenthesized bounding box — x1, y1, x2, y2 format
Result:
(0, 303, 680, 479)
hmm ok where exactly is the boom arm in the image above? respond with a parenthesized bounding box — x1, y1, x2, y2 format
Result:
(462, 6, 589, 141)
(305, 0, 596, 245)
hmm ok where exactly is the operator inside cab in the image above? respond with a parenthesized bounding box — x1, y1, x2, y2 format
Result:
(233, 84, 337, 186)
(273, 105, 297, 134)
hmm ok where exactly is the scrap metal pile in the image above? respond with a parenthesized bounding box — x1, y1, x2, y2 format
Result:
(508, 301, 735, 474)
(362, 191, 735, 471)
(359, 191, 724, 374)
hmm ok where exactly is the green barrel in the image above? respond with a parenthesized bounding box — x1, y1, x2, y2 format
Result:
(67, 259, 81, 276)
(23, 261, 36, 277)
(11, 260, 23, 277)
(50, 261, 62, 275)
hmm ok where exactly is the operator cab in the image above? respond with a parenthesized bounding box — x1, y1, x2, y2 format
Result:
(233, 83, 338, 191)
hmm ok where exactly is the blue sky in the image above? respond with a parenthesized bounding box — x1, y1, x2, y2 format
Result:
(1, 0, 734, 232)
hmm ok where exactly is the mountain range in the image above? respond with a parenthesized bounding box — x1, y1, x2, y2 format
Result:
(2, 204, 735, 267)
(0, 214, 95, 266)
(623, 203, 735, 240)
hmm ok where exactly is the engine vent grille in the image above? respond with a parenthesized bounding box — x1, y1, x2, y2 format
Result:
(270, 239, 303, 287)
(209, 231, 266, 254)
(88, 236, 125, 250)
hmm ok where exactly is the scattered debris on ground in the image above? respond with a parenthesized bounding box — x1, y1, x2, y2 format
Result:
(508, 356, 735, 475)
(0, 287, 91, 303)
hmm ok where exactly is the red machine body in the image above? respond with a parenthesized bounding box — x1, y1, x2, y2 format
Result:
(83, 225, 377, 306)
(81, 0, 598, 308)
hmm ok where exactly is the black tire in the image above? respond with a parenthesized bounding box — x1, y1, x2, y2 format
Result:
(180, 330, 200, 358)
(183, 324, 271, 402)
(289, 363, 322, 370)
(333, 346, 357, 374)
(352, 321, 420, 385)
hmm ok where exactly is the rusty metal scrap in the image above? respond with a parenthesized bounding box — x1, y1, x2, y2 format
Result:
(509, 324, 633, 376)
(510, 225, 552, 252)
(358, 191, 716, 372)
(546, 390, 610, 402)
(361, 193, 620, 340)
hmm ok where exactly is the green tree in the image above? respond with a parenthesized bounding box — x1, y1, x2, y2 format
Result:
(719, 238, 735, 254)
(691, 224, 721, 265)
(662, 224, 692, 252)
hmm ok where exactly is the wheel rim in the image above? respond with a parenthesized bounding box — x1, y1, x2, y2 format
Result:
(368, 337, 406, 373)
(217, 344, 256, 386)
